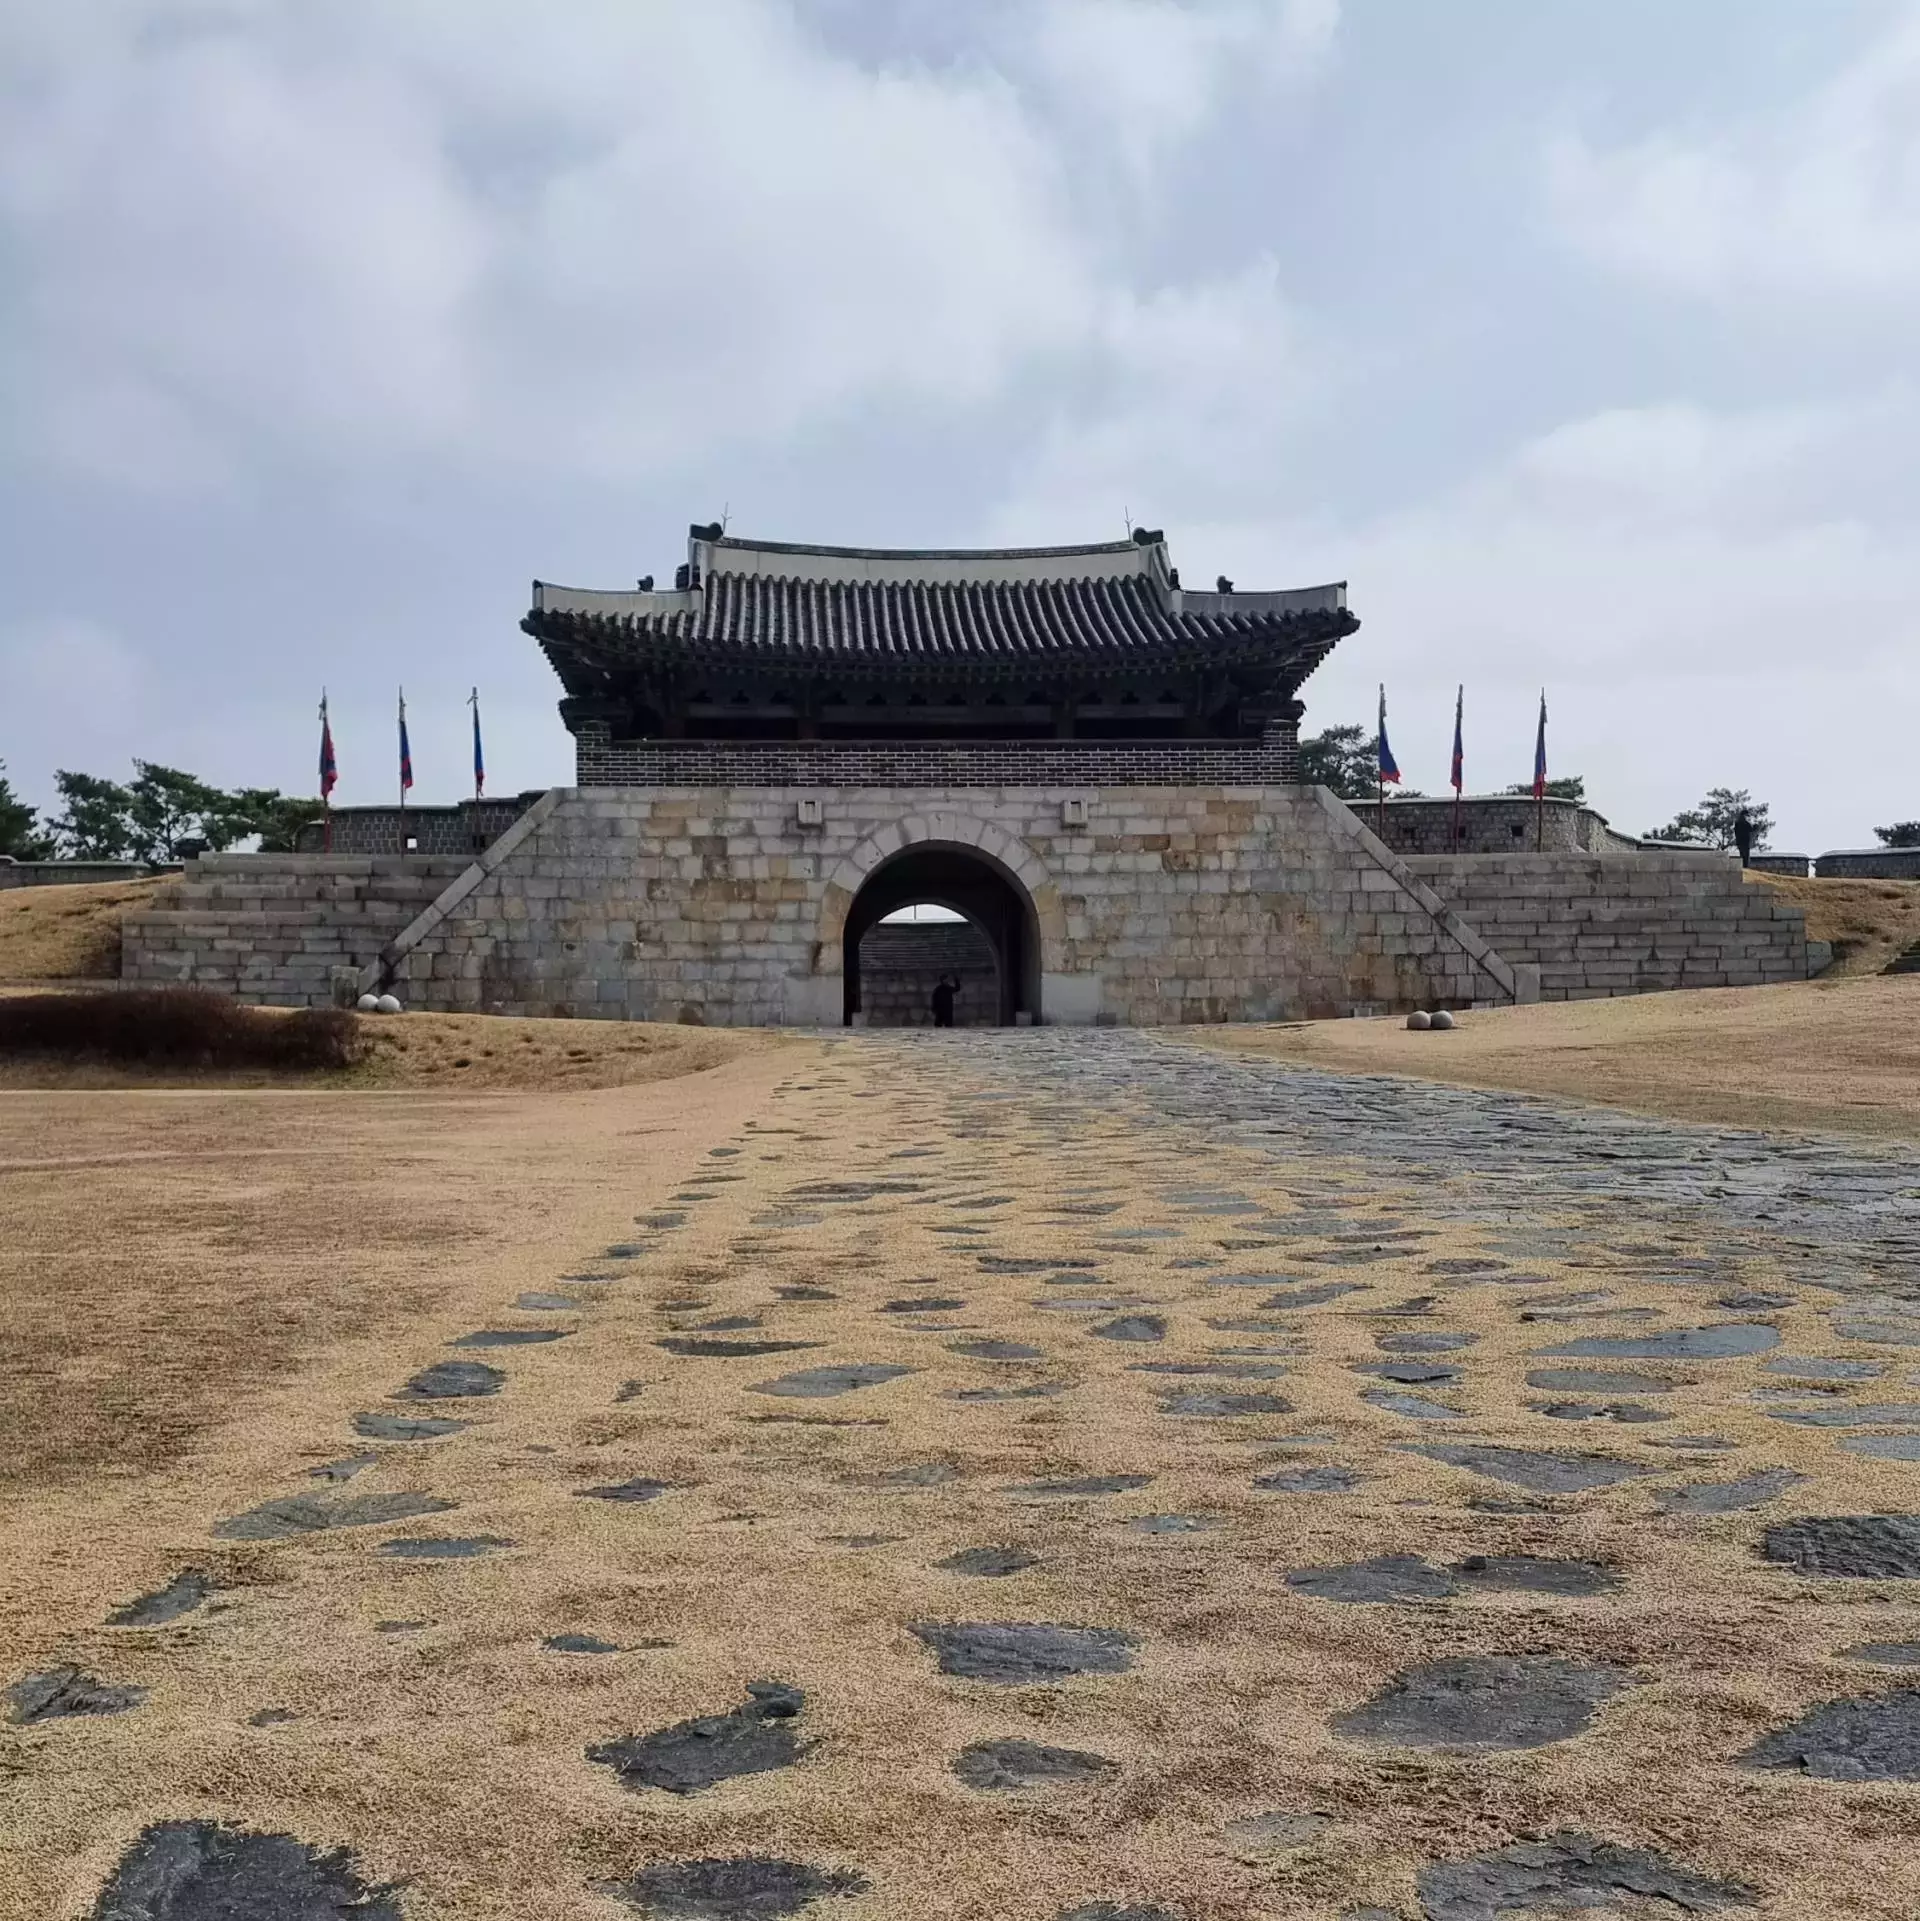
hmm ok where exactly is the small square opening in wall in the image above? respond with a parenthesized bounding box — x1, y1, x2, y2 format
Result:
(405, 835, 419, 852)
(1061, 798, 1089, 828)
(796, 797, 824, 828)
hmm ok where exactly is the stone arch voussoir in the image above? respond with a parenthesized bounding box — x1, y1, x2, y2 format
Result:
(817, 814, 1064, 969)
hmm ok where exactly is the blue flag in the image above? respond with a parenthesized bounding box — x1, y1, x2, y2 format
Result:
(1532, 690, 1548, 799)
(398, 689, 413, 794)
(1450, 685, 1464, 794)
(1377, 684, 1401, 785)
(470, 688, 485, 797)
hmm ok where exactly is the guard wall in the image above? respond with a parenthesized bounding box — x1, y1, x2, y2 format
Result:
(292, 795, 543, 856)
(1399, 852, 1813, 1000)
(1369, 796, 1647, 857)
(0, 859, 168, 889)
(1815, 849, 1920, 881)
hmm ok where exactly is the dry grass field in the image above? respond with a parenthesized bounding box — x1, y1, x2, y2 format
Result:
(1200, 974, 1920, 1143)
(0, 877, 173, 982)
(0, 1006, 750, 1094)
(1752, 873, 1920, 976)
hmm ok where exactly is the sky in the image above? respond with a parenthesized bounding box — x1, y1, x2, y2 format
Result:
(3, 0, 1916, 853)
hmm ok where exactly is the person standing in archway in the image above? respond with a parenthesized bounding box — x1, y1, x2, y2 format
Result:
(930, 974, 958, 1028)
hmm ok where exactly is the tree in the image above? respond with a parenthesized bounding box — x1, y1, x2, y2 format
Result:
(50, 771, 137, 859)
(126, 762, 230, 861)
(213, 787, 325, 852)
(1647, 787, 1773, 851)
(1297, 724, 1375, 799)
(1504, 776, 1587, 803)
(0, 761, 55, 859)
(1875, 822, 1920, 849)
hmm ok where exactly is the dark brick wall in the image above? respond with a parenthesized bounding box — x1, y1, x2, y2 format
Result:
(573, 735, 1296, 788)
(294, 795, 542, 855)
(1816, 849, 1920, 880)
(1367, 796, 1640, 856)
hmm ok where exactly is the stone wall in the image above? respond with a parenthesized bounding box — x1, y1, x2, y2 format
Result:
(1368, 796, 1645, 857)
(293, 795, 542, 856)
(121, 854, 472, 1005)
(0, 859, 166, 889)
(362, 783, 1517, 1025)
(857, 921, 999, 1027)
(1815, 849, 1920, 880)
(1399, 852, 1812, 1000)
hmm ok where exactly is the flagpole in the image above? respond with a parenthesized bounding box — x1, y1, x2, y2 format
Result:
(397, 688, 404, 859)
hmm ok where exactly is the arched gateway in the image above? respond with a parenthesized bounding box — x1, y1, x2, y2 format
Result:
(836, 838, 1045, 1026)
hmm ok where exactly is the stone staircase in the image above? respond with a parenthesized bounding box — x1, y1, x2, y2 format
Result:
(1885, 940, 1920, 977)
(122, 854, 471, 1007)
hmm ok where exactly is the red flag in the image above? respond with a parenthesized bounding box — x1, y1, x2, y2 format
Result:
(319, 693, 338, 800)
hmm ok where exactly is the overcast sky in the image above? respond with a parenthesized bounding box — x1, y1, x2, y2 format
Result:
(4, 0, 1916, 851)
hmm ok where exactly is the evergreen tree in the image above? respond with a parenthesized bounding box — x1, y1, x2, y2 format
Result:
(1874, 822, 1920, 849)
(126, 762, 230, 861)
(212, 788, 325, 852)
(1504, 776, 1587, 803)
(1648, 787, 1773, 851)
(0, 761, 55, 859)
(50, 771, 137, 859)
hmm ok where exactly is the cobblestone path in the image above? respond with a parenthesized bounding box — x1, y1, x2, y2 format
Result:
(9, 1031, 1920, 1921)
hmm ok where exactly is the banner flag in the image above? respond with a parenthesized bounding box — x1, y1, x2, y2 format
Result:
(398, 690, 413, 794)
(1450, 685, 1464, 793)
(1532, 690, 1548, 799)
(469, 688, 485, 798)
(1377, 684, 1401, 785)
(319, 693, 337, 800)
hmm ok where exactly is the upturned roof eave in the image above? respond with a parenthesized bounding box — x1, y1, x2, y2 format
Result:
(523, 606, 1357, 687)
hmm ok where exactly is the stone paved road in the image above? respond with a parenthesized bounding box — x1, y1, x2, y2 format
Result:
(9, 1029, 1920, 1921)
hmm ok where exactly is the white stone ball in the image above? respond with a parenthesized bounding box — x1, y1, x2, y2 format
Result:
(375, 994, 404, 1015)
(1430, 1008, 1456, 1031)
(356, 994, 380, 1013)
(1406, 1010, 1431, 1031)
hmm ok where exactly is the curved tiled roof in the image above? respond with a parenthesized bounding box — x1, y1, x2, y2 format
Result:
(528, 571, 1355, 688)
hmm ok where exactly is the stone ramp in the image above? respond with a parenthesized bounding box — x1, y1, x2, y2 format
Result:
(121, 853, 471, 1007)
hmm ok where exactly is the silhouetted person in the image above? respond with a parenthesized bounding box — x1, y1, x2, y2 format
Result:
(1733, 809, 1755, 868)
(930, 974, 958, 1028)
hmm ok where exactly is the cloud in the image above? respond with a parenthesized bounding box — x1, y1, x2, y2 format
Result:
(1546, 10, 1920, 300)
(1014, 0, 1339, 183)
(984, 256, 1323, 538)
(1288, 394, 1920, 845)
(0, 0, 1341, 496)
